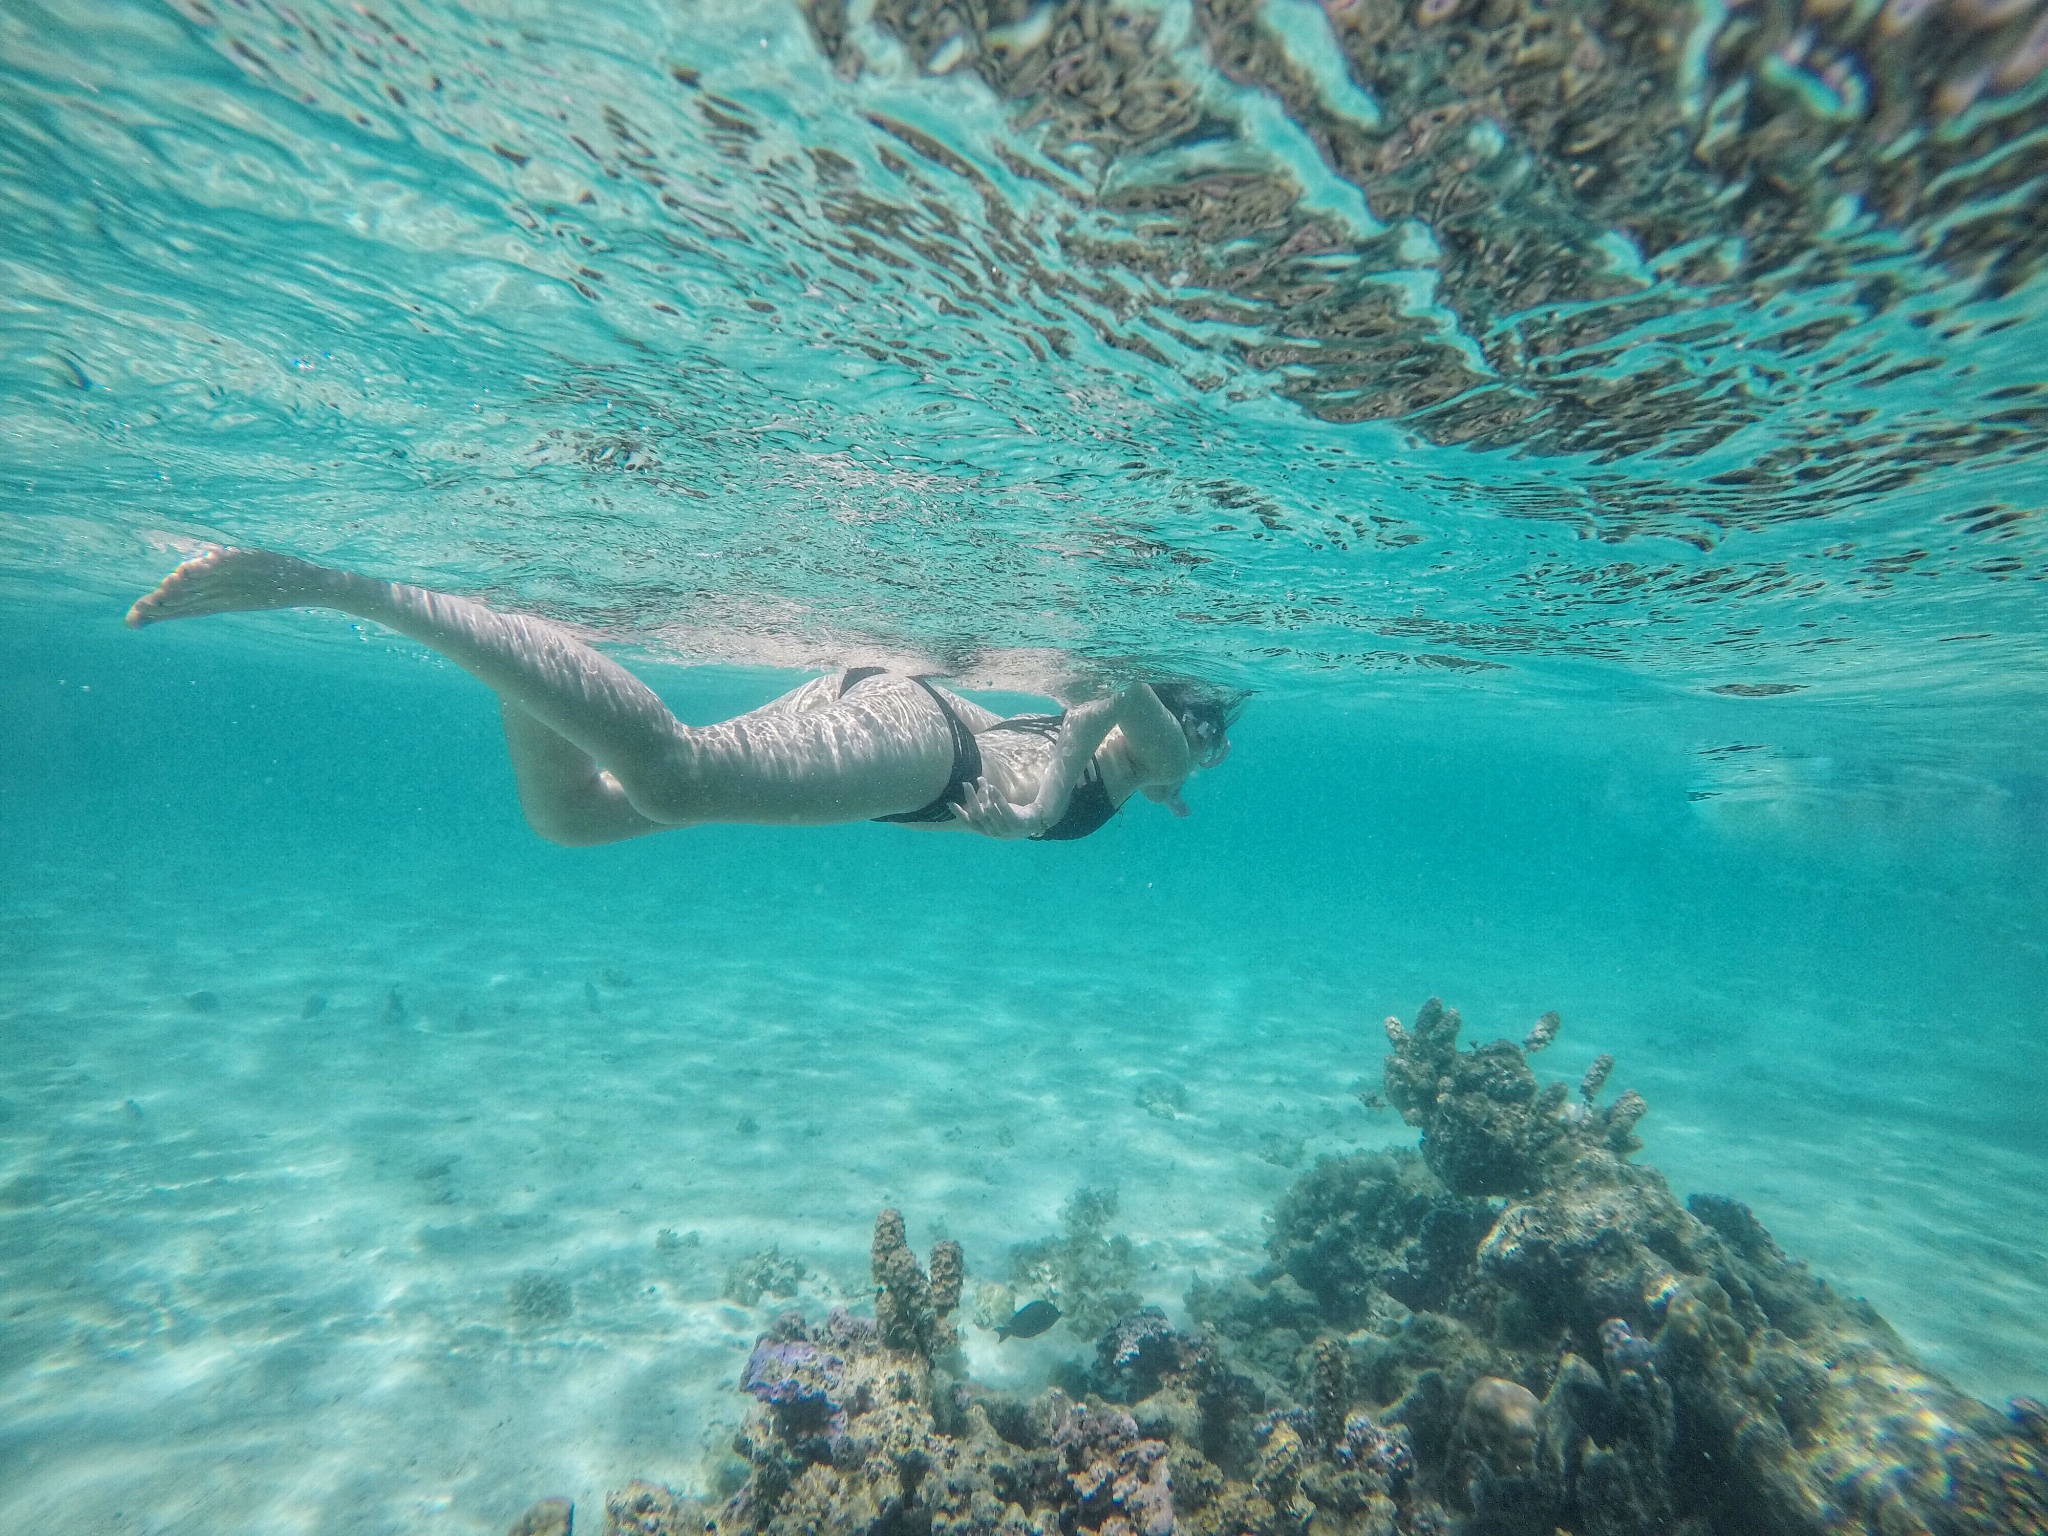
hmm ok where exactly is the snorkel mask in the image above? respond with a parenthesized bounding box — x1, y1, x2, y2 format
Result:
(1183, 711, 1232, 769)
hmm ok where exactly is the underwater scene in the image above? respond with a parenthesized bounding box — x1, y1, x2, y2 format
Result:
(4, 0, 2048, 1531)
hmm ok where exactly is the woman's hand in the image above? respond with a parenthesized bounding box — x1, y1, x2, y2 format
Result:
(952, 779, 1045, 840)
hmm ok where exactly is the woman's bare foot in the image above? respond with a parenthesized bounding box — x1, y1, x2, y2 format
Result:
(126, 547, 334, 628)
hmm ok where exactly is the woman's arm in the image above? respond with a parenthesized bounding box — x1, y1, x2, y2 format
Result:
(953, 684, 1190, 839)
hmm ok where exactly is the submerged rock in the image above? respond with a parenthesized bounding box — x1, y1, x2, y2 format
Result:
(506, 1496, 573, 1536)
(1135, 1075, 1189, 1120)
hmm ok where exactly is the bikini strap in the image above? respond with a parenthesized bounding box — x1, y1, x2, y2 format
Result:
(837, 665, 888, 698)
(872, 676, 982, 824)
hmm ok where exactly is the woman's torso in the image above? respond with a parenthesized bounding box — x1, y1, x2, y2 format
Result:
(974, 714, 1123, 841)
(835, 669, 1136, 837)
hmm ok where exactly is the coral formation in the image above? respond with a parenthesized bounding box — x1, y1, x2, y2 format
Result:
(1007, 1189, 1143, 1337)
(873, 1207, 965, 1357)
(604, 1000, 2047, 1536)
(723, 1247, 808, 1307)
(602, 1481, 707, 1536)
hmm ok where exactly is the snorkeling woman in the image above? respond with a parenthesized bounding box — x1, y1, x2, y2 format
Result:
(127, 546, 1238, 846)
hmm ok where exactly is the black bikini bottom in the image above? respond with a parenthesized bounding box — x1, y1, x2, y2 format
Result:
(838, 667, 983, 824)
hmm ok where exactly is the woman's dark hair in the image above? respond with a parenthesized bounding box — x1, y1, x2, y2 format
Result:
(1150, 680, 1248, 742)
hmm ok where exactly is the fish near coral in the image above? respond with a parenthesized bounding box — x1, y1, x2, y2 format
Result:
(997, 1299, 1062, 1339)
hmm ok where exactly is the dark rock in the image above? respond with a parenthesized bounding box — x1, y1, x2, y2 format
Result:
(1381, 1200, 1497, 1313)
(1685, 1193, 1787, 1265)
(507, 1496, 573, 1536)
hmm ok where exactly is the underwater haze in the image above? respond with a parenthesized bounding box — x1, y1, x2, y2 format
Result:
(4, 0, 2048, 1531)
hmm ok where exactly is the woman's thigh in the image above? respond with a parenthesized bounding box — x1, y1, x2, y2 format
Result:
(625, 673, 956, 825)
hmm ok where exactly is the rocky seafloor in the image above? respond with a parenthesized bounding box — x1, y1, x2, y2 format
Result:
(510, 1001, 2048, 1536)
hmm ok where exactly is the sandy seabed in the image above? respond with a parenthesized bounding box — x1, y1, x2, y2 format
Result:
(2, 848, 2044, 1536)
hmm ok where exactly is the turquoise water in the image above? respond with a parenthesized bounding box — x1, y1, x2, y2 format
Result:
(4, 0, 2048, 1530)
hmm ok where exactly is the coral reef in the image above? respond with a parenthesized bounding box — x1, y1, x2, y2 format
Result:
(1007, 1189, 1143, 1337)
(605, 1000, 2047, 1536)
(1197, 1000, 2048, 1534)
(710, 1279, 1219, 1536)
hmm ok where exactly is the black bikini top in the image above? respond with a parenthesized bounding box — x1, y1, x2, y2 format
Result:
(980, 714, 1120, 842)
(839, 671, 1121, 840)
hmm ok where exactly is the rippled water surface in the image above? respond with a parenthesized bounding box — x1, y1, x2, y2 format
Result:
(6, 0, 2048, 685)
(3, 0, 2047, 1531)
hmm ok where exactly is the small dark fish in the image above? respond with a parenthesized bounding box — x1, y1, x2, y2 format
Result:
(997, 1299, 1061, 1341)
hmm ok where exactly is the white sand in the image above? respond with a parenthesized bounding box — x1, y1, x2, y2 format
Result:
(3, 846, 2043, 1536)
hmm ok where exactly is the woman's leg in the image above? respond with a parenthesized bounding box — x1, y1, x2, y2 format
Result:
(128, 547, 957, 826)
(498, 701, 668, 846)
